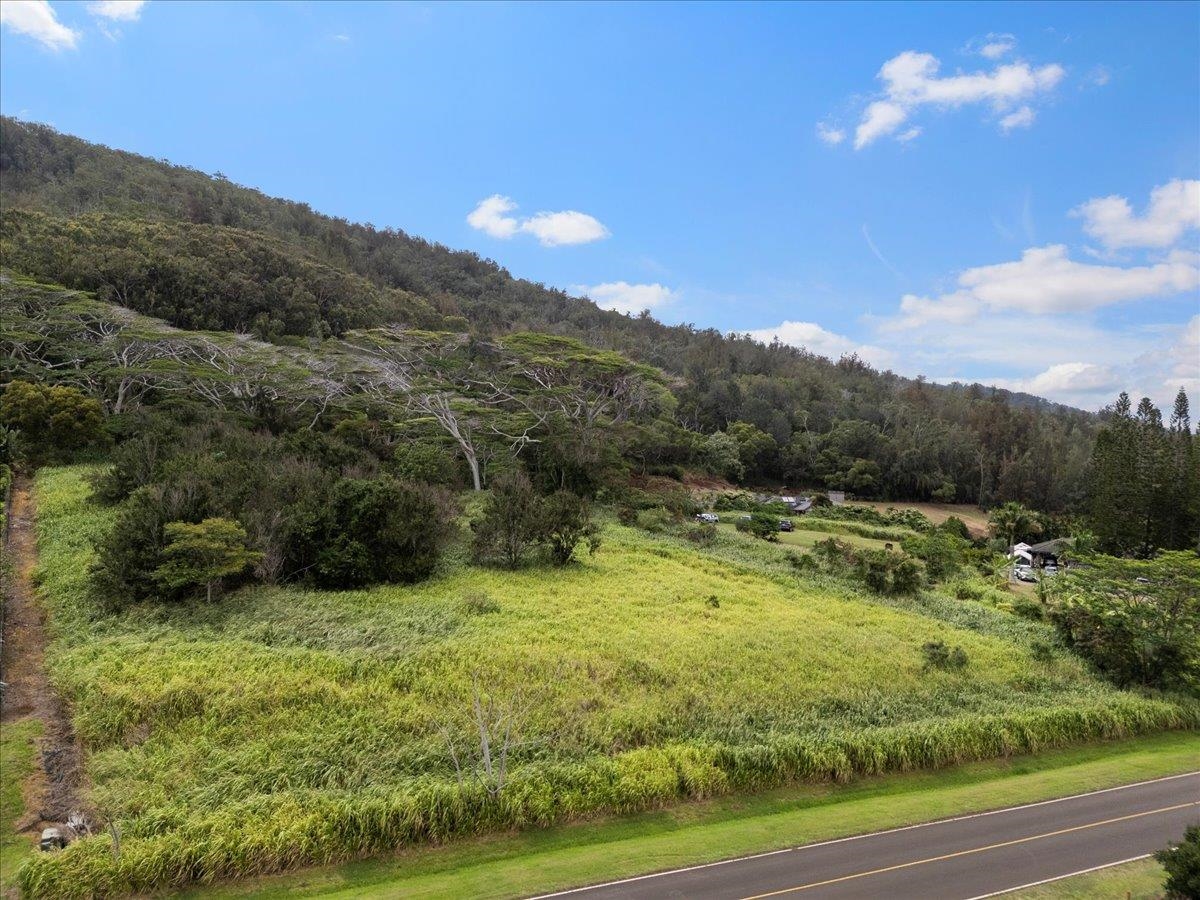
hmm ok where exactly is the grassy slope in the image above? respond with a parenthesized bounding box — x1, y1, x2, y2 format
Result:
(19, 467, 1196, 896)
(194, 733, 1197, 899)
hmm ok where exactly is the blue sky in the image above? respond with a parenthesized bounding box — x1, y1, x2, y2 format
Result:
(3, 1, 1198, 410)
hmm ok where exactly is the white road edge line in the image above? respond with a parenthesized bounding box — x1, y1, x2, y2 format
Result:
(961, 853, 1152, 899)
(527, 770, 1199, 899)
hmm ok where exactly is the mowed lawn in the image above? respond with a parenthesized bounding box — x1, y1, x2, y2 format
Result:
(18, 467, 1194, 897)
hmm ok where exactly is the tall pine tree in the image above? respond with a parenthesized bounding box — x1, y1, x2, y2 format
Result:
(1090, 390, 1197, 555)
(1090, 393, 1141, 554)
(1168, 388, 1199, 550)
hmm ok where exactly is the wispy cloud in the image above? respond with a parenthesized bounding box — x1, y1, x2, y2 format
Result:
(85, 0, 146, 40)
(862, 224, 905, 280)
(467, 194, 609, 247)
(815, 122, 845, 146)
(1, 0, 80, 51)
(970, 32, 1017, 60)
(999, 106, 1036, 132)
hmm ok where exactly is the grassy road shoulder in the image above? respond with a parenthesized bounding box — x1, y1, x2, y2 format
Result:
(1, 720, 42, 895)
(1001, 857, 1166, 898)
(193, 731, 1197, 900)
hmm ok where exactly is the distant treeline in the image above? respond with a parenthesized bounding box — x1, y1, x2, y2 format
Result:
(0, 116, 1140, 511)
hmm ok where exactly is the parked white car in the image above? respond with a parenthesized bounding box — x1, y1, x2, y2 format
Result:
(696, 512, 720, 524)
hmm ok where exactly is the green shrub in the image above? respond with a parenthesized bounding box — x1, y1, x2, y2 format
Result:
(90, 485, 181, 605)
(922, 640, 969, 672)
(315, 477, 454, 588)
(940, 516, 972, 541)
(953, 582, 984, 601)
(901, 530, 968, 582)
(787, 551, 818, 573)
(90, 433, 171, 504)
(735, 512, 780, 542)
(1010, 595, 1045, 621)
(462, 591, 500, 615)
(1155, 824, 1200, 899)
(857, 550, 923, 595)
(0, 380, 107, 464)
(1048, 551, 1200, 691)
(389, 441, 463, 488)
(1031, 640, 1056, 663)
(471, 471, 545, 568)
(634, 507, 675, 534)
(472, 472, 599, 567)
(541, 490, 601, 565)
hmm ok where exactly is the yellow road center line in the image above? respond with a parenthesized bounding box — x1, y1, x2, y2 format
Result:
(739, 801, 1200, 899)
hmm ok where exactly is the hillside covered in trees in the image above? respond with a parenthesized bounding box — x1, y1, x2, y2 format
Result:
(0, 116, 1167, 513)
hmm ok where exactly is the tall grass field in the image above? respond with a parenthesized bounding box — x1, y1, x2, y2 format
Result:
(18, 467, 1197, 897)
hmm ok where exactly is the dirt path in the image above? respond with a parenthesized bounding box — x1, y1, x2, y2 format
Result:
(1, 476, 85, 832)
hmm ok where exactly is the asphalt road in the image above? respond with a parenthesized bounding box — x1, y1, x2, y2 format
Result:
(536, 771, 1200, 900)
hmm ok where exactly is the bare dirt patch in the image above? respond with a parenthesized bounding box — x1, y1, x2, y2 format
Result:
(1, 477, 86, 832)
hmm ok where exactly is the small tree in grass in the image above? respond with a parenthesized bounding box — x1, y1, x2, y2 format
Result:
(472, 471, 545, 568)
(154, 518, 261, 602)
(1156, 825, 1199, 899)
(541, 490, 601, 565)
(473, 472, 599, 567)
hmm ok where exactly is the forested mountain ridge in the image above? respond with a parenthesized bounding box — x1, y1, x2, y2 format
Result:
(1, 116, 1101, 508)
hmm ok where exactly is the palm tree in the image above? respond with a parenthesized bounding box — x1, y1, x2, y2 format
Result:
(988, 501, 1043, 547)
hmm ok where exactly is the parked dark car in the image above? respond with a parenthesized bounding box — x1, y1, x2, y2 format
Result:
(778, 519, 794, 532)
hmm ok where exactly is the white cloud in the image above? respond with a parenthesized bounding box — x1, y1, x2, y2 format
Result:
(977, 33, 1017, 60)
(1009, 362, 1122, 396)
(855, 101, 908, 149)
(745, 320, 895, 369)
(999, 106, 1035, 132)
(890, 244, 1199, 327)
(467, 195, 609, 247)
(576, 282, 675, 315)
(865, 180, 1200, 410)
(0, 0, 80, 50)
(816, 122, 845, 146)
(849, 48, 1064, 148)
(466, 194, 520, 239)
(86, 0, 146, 21)
(1165, 315, 1200, 399)
(520, 210, 610, 247)
(982, 317, 1200, 409)
(897, 126, 923, 143)
(1072, 179, 1200, 251)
